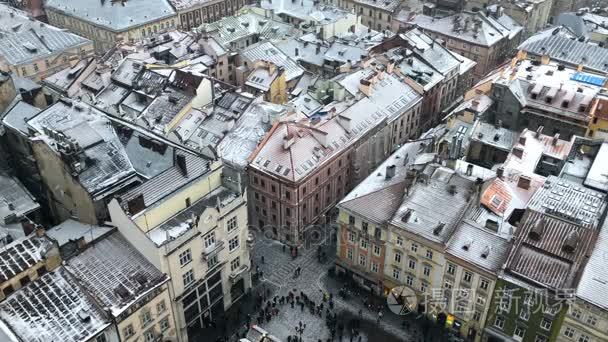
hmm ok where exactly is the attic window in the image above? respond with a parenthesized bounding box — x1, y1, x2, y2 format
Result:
(480, 246, 491, 259)
(562, 230, 578, 253)
(432, 222, 445, 236)
(462, 239, 473, 251)
(22, 42, 37, 53)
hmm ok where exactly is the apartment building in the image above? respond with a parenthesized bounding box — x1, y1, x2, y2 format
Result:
(484, 177, 606, 342)
(462, 2, 553, 37)
(248, 65, 423, 245)
(65, 231, 179, 342)
(487, 59, 602, 139)
(108, 157, 251, 342)
(45, 0, 178, 52)
(323, 0, 400, 31)
(372, 29, 476, 130)
(169, 0, 253, 30)
(557, 216, 608, 342)
(0, 5, 93, 81)
(402, 10, 523, 82)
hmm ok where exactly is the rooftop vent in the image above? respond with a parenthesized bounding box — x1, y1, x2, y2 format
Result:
(562, 230, 579, 253)
(385, 165, 396, 179)
(529, 217, 544, 241)
(517, 175, 531, 190)
(481, 245, 491, 259)
(462, 239, 473, 251)
(401, 208, 413, 223)
(432, 222, 445, 236)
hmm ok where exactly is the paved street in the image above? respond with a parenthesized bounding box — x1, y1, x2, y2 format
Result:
(194, 224, 451, 342)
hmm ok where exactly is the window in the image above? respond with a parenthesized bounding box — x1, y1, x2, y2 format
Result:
(96, 334, 108, 342)
(359, 255, 366, 267)
(347, 248, 353, 260)
(348, 232, 356, 243)
(425, 249, 433, 259)
(227, 216, 238, 232)
(513, 326, 525, 341)
(141, 309, 153, 326)
(447, 263, 455, 275)
(578, 334, 590, 342)
(33, 63, 39, 72)
(540, 318, 552, 331)
(144, 329, 155, 342)
(123, 325, 134, 338)
(494, 316, 505, 329)
(392, 268, 400, 279)
(534, 335, 547, 342)
(420, 282, 427, 292)
(183, 270, 195, 287)
(410, 243, 417, 252)
(20, 276, 30, 287)
(423, 265, 431, 277)
(229, 236, 239, 251)
(231, 257, 240, 271)
(406, 274, 413, 286)
(519, 308, 530, 321)
(571, 308, 582, 319)
(2, 285, 14, 297)
(373, 245, 381, 255)
(586, 315, 597, 326)
(563, 327, 575, 339)
(360, 240, 368, 249)
(204, 232, 216, 248)
(476, 295, 486, 306)
(36, 266, 47, 277)
(286, 207, 291, 217)
(207, 255, 219, 268)
(480, 278, 489, 291)
(371, 262, 379, 273)
(157, 300, 166, 313)
(394, 252, 402, 263)
(463, 271, 472, 283)
(444, 279, 453, 289)
(179, 249, 192, 267)
(362, 221, 368, 232)
(349, 215, 355, 225)
(396, 236, 403, 246)
(185, 197, 191, 207)
(408, 259, 416, 270)
(160, 317, 170, 332)
(472, 310, 481, 321)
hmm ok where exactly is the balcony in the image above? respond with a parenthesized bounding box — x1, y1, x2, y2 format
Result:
(202, 240, 224, 260)
(229, 264, 250, 284)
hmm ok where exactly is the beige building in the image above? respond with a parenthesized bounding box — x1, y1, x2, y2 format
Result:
(108, 158, 252, 342)
(45, 0, 177, 52)
(65, 231, 179, 342)
(462, 2, 553, 37)
(0, 232, 61, 302)
(323, 0, 400, 31)
(0, 5, 93, 81)
(169, 0, 253, 30)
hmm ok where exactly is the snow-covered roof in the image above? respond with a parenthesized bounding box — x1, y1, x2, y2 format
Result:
(0, 171, 39, 229)
(0, 235, 52, 282)
(1, 101, 41, 136)
(0, 267, 112, 342)
(45, 219, 113, 247)
(0, 4, 91, 65)
(446, 220, 510, 272)
(583, 141, 608, 192)
(27, 100, 138, 197)
(45, 0, 176, 32)
(260, 0, 350, 25)
(576, 210, 608, 309)
(241, 41, 305, 82)
(470, 121, 518, 152)
(65, 231, 168, 317)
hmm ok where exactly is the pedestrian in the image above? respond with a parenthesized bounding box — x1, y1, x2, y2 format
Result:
(261, 256, 265, 264)
(358, 309, 362, 318)
(283, 244, 286, 253)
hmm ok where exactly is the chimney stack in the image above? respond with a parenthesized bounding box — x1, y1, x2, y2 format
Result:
(385, 165, 396, 179)
(496, 166, 504, 179)
(552, 133, 560, 145)
(535, 125, 544, 138)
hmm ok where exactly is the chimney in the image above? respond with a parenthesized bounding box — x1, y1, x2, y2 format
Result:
(359, 78, 372, 96)
(387, 58, 395, 74)
(466, 163, 474, 176)
(176, 154, 188, 176)
(496, 166, 504, 179)
(316, 44, 321, 54)
(518, 135, 526, 145)
(21, 219, 35, 236)
(535, 125, 544, 138)
(385, 165, 396, 179)
(517, 175, 531, 190)
(283, 133, 295, 149)
(77, 236, 87, 250)
(552, 133, 560, 145)
(35, 225, 45, 237)
(512, 146, 524, 159)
